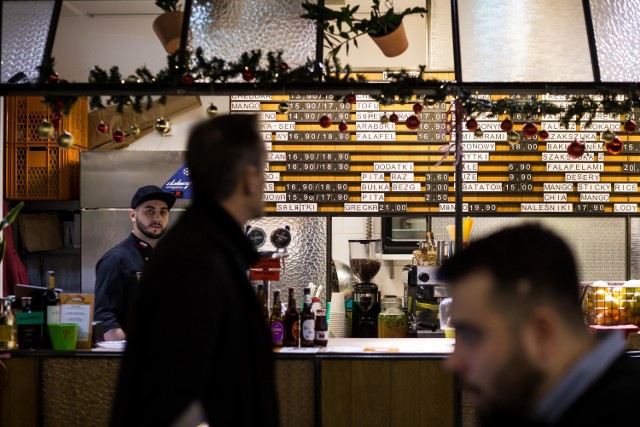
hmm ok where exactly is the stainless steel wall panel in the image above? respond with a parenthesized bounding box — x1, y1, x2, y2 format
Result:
(432, 216, 625, 281)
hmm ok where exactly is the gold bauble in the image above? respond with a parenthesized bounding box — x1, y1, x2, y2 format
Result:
(130, 124, 141, 137)
(507, 131, 520, 146)
(154, 118, 171, 135)
(473, 129, 484, 138)
(206, 104, 219, 117)
(57, 131, 74, 148)
(37, 120, 54, 139)
(277, 102, 290, 114)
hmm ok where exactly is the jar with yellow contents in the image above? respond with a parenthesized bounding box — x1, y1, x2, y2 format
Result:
(377, 295, 407, 338)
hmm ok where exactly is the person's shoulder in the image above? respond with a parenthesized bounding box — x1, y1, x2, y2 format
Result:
(97, 237, 136, 262)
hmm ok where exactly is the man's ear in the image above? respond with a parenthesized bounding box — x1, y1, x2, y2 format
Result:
(129, 208, 136, 223)
(521, 306, 558, 366)
(242, 164, 261, 195)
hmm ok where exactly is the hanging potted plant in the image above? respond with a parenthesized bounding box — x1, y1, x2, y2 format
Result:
(301, 0, 427, 59)
(152, 0, 184, 54)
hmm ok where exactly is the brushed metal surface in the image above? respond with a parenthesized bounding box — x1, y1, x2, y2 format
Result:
(457, 0, 593, 82)
(432, 216, 625, 281)
(590, 0, 640, 82)
(630, 218, 640, 279)
(80, 151, 188, 209)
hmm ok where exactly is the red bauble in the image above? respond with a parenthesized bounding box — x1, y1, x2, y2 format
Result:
(49, 73, 59, 83)
(181, 73, 194, 85)
(54, 99, 65, 112)
(624, 119, 637, 133)
(345, 94, 357, 105)
(112, 129, 126, 143)
(466, 118, 478, 131)
(389, 113, 399, 123)
(605, 136, 623, 155)
(97, 121, 109, 134)
(500, 118, 513, 132)
(567, 139, 585, 159)
(405, 115, 420, 130)
(279, 62, 289, 72)
(522, 122, 538, 138)
(338, 121, 348, 132)
(538, 129, 550, 140)
(319, 115, 332, 128)
(413, 102, 423, 114)
(241, 69, 254, 82)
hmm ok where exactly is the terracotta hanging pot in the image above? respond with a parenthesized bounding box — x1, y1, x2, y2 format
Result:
(368, 20, 409, 57)
(152, 11, 184, 54)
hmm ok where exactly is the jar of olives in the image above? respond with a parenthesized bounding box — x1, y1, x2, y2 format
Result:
(378, 295, 407, 338)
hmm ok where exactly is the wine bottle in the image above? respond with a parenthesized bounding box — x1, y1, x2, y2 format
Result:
(43, 270, 60, 349)
(256, 283, 269, 324)
(300, 288, 315, 347)
(269, 291, 284, 347)
(283, 288, 299, 347)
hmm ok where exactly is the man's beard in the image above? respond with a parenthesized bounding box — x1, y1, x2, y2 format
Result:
(136, 218, 166, 241)
(474, 345, 545, 427)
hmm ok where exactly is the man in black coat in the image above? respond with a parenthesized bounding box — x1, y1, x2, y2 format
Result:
(439, 223, 640, 426)
(111, 114, 278, 426)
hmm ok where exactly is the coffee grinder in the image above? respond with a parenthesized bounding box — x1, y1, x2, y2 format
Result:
(349, 239, 382, 338)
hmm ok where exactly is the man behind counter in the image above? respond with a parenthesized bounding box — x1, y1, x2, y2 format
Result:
(94, 185, 176, 341)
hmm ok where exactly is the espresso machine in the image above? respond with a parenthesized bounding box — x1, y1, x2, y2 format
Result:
(402, 265, 449, 335)
(349, 239, 382, 338)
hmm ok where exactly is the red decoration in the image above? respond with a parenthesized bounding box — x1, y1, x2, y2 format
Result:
(567, 139, 585, 159)
(500, 118, 513, 132)
(48, 73, 59, 83)
(112, 129, 126, 143)
(606, 136, 623, 155)
(53, 99, 65, 113)
(412, 102, 423, 114)
(319, 115, 332, 128)
(181, 73, 194, 85)
(389, 113, 399, 123)
(338, 121, 348, 132)
(538, 129, 550, 140)
(405, 115, 420, 130)
(522, 122, 538, 138)
(279, 62, 289, 72)
(97, 121, 109, 134)
(466, 118, 478, 131)
(624, 119, 637, 133)
(345, 94, 357, 105)
(242, 69, 254, 82)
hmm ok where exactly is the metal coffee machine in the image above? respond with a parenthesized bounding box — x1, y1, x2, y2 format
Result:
(402, 265, 449, 335)
(349, 239, 382, 338)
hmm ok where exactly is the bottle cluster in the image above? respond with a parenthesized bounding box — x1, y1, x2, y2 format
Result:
(267, 286, 327, 348)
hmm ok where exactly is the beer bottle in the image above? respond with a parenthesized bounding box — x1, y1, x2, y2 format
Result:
(269, 291, 284, 347)
(0, 297, 17, 350)
(300, 288, 315, 347)
(256, 283, 269, 324)
(314, 308, 328, 347)
(42, 270, 60, 348)
(283, 288, 299, 347)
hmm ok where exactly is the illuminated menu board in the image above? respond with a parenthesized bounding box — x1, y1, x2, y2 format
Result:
(230, 94, 640, 215)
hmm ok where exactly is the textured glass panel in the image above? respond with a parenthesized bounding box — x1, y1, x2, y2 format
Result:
(429, 0, 454, 70)
(590, 0, 640, 82)
(1, 1, 55, 83)
(457, 0, 593, 82)
(189, 0, 316, 72)
(432, 216, 625, 281)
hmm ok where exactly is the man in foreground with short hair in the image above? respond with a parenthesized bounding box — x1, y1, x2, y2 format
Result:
(439, 223, 640, 426)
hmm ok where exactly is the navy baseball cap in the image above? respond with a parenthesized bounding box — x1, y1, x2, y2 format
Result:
(131, 185, 176, 210)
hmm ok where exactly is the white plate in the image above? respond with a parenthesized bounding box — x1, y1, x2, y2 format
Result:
(96, 340, 126, 350)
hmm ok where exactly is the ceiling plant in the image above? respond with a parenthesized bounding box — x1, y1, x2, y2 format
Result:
(301, 0, 427, 59)
(153, 0, 184, 54)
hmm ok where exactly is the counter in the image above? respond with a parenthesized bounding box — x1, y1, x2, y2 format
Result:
(0, 339, 465, 427)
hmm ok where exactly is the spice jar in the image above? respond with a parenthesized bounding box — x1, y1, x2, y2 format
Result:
(377, 295, 407, 338)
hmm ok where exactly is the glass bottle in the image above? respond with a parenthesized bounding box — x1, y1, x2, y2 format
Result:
(18, 296, 42, 349)
(256, 283, 269, 324)
(0, 297, 17, 350)
(43, 270, 60, 349)
(284, 288, 299, 347)
(269, 291, 284, 347)
(378, 295, 407, 338)
(300, 288, 315, 347)
(314, 308, 328, 347)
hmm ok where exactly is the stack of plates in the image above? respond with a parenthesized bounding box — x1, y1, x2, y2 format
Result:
(328, 292, 346, 338)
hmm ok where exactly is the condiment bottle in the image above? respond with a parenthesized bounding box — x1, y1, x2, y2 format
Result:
(300, 288, 315, 347)
(314, 309, 328, 347)
(283, 288, 299, 347)
(0, 297, 17, 350)
(378, 295, 407, 338)
(269, 291, 284, 347)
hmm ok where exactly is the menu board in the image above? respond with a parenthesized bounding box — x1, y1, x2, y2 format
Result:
(230, 94, 640, 215)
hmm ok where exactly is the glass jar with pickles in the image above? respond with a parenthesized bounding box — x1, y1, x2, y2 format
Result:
(378, 295, 407, 338)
